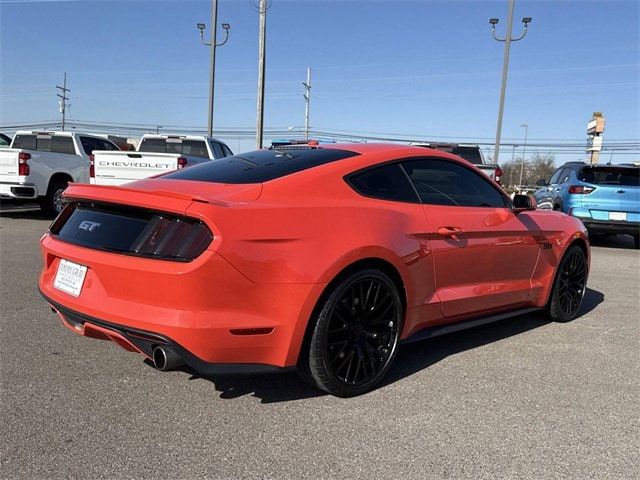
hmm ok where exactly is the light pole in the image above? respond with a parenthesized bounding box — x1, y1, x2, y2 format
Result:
(518, 123, 528, 189)
(256, 0, 268, 149)
(197, 0, 230, 137)
(489, 0, 531, 164)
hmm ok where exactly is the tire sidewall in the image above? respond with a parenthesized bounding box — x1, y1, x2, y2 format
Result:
(308, 269, 404, 397)
(548, 245, 587, 322)
(41, 180, 68, 217)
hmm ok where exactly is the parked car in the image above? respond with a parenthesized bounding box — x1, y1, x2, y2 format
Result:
(39, 143, 589, 396)
(534, 161, 639, 247)
(0, 133, 12, 147)
(0, 131, 120, 215)
(91, 134, 233, 186)
(411, 142, 503, 184)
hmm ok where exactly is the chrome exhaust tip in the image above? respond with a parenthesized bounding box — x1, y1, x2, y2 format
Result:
(152, 346, 184, 371)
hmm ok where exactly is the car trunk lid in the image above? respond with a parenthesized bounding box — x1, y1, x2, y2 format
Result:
(575, 166, 640, 221)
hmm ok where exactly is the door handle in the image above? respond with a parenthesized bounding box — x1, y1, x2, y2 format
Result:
(438, 226, 464, 238)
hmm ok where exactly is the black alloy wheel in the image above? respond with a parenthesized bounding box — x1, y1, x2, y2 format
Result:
(305, 269, 403, 397)
(547, 245, 588, 322)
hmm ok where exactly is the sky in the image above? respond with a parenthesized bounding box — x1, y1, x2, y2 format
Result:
(0, 0, 638, 162)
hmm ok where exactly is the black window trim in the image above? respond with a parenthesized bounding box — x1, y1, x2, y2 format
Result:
(345, 156, 513, 209)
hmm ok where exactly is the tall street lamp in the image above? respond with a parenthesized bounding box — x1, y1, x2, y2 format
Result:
(518, 123, 528, 188)
(197, 0, 230, 137)
(489, 0, 532, 163)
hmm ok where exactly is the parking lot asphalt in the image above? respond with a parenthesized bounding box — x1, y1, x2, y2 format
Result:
(1, 208, 638, 480)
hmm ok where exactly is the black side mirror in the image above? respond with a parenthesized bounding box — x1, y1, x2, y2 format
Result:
(535, 178, 548, 186)
(513, 194, 537, 213)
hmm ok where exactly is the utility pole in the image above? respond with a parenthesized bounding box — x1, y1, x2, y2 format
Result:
(197, 0, 231, 137)
(518, 123, 528, 188)
(489, 0, 532, 163)
(56, 73, 70, 131)
(256, 0, 267, 149)
(303, 67, 311, 140)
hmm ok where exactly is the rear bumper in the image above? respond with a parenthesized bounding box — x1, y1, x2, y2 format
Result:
(569, 207, 639, 235)
(39, 233, 324, 370)
(581, 219, 640, 235)
(0, 182, 38, 199)
(41, 290, 291, 375)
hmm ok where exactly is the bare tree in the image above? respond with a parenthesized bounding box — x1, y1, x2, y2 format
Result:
(500, 153, 555, 187)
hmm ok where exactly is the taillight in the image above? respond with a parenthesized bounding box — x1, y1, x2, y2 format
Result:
(18, 152, 30, 176)
(568, 185, 595, 194)
(177, 157, 188, 169)
(89, 154, 95, 178)
(494, 167, 503, 184)
(133, 217, 212, 259)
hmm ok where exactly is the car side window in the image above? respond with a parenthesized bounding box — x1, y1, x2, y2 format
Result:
(548, 168, 564, 185)
(221, 144, 233, 157)
(100, 139, 119, 151)
(80, 137, 97, 155)
(210, 141, 225, 159)
(346, 163, 420, 203)
(401, 158, 508, 208)
(558, 169, 571, 184)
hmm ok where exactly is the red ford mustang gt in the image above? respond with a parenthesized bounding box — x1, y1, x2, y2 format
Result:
(39, 143, 589, 396)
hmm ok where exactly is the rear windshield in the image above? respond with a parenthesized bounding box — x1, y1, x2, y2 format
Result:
(140, 138, 209, 159)
(414, 144, 483, 164)
(449, 146, 483, 165)
(578, 167, 639, 187)
(161, 148, 360, 184)
(12, 134, 75, 154)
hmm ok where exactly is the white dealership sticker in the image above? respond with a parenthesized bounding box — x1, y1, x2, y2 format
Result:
(53, 259, 88, 297)
(609, 212, 627, 221)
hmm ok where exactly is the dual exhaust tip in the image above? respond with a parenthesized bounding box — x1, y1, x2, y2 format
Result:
(152, 345, 184, 371)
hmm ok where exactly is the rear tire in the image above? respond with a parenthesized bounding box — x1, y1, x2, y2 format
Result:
(305, 269, 403, 397)
(633, 233, 639, 249)
(40, 179, 68, 217)
(546, 245, 588, 322)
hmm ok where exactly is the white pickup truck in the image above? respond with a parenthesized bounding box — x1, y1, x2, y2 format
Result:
(411, 142, 504, 185)
(0, 131, 120, 215)
(91, 134, 233, 186)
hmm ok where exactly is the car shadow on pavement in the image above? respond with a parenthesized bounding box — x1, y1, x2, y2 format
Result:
(0, 204, 46, 219)
(186, 287, 604, 403)
(589, 234, 637, 250)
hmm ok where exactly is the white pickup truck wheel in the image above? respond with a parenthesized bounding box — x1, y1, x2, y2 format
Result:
(40, 180, 68, 217)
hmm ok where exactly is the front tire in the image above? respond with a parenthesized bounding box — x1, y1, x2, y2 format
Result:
(633, 233, 639, 249)
(305, 269, 403, 397)
(547, 245, 588, 322)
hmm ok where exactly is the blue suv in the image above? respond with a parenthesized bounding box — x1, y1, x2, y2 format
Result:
(533, 162, 639, 248)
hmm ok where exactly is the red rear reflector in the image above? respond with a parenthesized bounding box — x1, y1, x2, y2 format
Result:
(568, 185, 595, 194)
(177, 157, 188, 169)
(89, 154, 95, 178)
(18, 152, 30, 176)
(229, 327, 274, 336)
